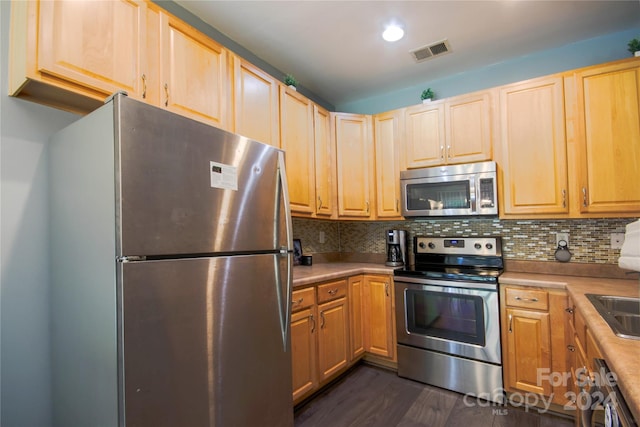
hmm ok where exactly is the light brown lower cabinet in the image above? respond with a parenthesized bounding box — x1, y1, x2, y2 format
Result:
(291, 273, 396, 404)
(500, 285, 571, 406)
(291, 286, 317, 402)
(363, 274, 395, 360)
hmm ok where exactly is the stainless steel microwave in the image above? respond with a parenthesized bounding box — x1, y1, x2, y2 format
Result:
(400, 161, 498, 217)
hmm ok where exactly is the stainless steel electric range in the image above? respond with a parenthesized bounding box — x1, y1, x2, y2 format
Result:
(394, 236, 504, 403)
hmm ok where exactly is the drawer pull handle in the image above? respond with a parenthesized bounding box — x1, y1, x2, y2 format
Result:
(582, 187, 588, 207)
(515, 296, 538, 302)
(292, 297, 303, 306)
(508, 314, 513, 333)
(310, 314, 315, 333)
(562, 189, 566, 208)
(567, 345, 576, 352)
(327, 289, 338, 295)
(320, 311, 325, 329)
(565, 307, 574, 314)
(164, 83, 169, 107)
(385, 282, 389, 297)
(141, 74, 147, 99)
(317, 196, 323, 210)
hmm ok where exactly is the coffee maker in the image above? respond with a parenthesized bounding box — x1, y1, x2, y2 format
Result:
(385, 230, 407, 267)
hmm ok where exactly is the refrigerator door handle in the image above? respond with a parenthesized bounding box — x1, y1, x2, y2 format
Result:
(277, 151, 293, 350)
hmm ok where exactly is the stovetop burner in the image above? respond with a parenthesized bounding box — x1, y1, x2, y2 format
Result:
(394, 236, 504, 284)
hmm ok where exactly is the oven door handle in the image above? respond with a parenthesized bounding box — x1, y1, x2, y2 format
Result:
(394, 276, 498, 291)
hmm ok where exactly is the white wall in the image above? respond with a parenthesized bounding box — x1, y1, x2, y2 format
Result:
(1, 2, 79, 426)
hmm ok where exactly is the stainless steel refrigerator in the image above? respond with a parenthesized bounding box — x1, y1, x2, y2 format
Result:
(49, 93, 294, 427)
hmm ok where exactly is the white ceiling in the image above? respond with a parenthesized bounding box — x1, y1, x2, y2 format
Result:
(174, 1, 640, 107)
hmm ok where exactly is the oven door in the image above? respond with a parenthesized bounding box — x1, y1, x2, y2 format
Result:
(395, 277, 501, 364)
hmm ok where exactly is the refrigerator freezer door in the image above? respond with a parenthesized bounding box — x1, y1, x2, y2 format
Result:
(115, 97, 288, 257)
(121, 254, 293, 427)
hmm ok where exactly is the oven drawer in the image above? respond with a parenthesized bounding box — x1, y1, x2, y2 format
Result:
(317, 279, 347, 304)
(505, 287, 548, 310)
(292, 286, 316, 312)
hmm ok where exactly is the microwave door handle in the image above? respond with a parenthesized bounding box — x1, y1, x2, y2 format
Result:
(469, 176, 477, 212)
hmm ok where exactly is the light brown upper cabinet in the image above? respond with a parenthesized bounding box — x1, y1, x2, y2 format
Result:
(404, 91, 493, 169)
(155, 11, 230, 129)
(404, 101, 446, 168)
(497, 75, 569, 217)
(333, 113, 375, 218)
(231, 55, 279, 147)
(9, 0, 148, 113)
(374, 110, 403, 219)
(571, 59, 640, 215)
(280, 86, 316, 215)
(314, 105, 336, 217)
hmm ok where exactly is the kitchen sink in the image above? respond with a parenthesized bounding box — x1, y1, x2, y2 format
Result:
(585, 294, 640, 340)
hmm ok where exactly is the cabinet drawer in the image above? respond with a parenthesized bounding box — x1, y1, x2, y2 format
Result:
(505, 287, 549, 310)
(292, 287, 316, 312)
(317, 279, 348, 304)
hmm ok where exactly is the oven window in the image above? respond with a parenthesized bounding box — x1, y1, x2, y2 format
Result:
(406, 289, 485, 346)
(406, 180, 470, 211)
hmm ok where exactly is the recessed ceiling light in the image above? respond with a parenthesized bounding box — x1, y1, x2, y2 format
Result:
(382, 25, 404, 42)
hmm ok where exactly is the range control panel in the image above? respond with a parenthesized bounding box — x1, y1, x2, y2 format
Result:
(415, 237, 501, 256)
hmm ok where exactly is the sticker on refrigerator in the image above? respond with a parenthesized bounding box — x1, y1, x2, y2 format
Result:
(210, 161, 238, 191)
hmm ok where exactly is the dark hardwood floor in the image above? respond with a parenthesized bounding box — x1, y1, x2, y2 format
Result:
(294, 364, 575, 427)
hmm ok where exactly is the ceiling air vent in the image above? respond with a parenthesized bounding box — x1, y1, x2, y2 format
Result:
(410, 39, 452, 63)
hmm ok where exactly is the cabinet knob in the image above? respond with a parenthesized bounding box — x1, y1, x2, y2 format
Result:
(567, 344, 576, 352)
(565, 307, 574, 314)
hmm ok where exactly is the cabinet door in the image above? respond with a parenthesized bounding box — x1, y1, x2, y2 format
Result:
(317, 297, 349, 382)
(159, 12, 229, 128)
(280, 86, 316, 215)
(498, 76, 569, 216)
(348, 275, 365, 361)
(374, 111, 402, 218)
(334, 113, 374, 218)
(574, 60, 640, 214)
(404, 102, 446, 168)
(314, 105, 335, 217)
(505, 308, 552, 396)
(291, 307, 317, 403)
(446, 91, 493, 164)
(363, 275, 394, 359)
(232, 56, 279, 147)
(37, 0, 147, 99)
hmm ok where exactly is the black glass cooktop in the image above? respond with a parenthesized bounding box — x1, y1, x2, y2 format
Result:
(394, 265, 502, 284)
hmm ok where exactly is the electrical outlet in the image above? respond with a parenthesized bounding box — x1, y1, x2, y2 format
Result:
(611, 233, 625, 249)
(319, 231, 325, 244)
(556, 232, 569, 246)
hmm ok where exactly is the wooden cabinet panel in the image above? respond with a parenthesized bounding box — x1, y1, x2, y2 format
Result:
(505, 287, 549, 310)
(574, 60, 640, 214)
(37, 0, 147, 100)
(404, 91, 493, 169)
(317, 279, 347, 304)
(348, 276, 365, 360)
(445, 91, 493, 164)
(317, 298, 349, 382)
(505, 308, 551, 396)
(333, 113, 374, 218)
(292, 286, 316, 312)
(404, 102, 445, 168)
(314, 105, 335, 217)
(158, 12, 229, 128)
(232, 56, 279, 147)
(363, 275, 394, 360)
(374, 111, 402, 218)
(291, 307, 317, 402)
(280, 86, 316, 215)
(498, 76, 569, 216)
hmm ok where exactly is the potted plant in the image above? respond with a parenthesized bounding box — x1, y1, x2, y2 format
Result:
(420, 88, 434, 103)
(628, 38, 640, 57)
(284, 74, 298, 90)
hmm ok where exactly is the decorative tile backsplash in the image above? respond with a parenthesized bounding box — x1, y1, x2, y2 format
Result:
(293, 217, 636, 265)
